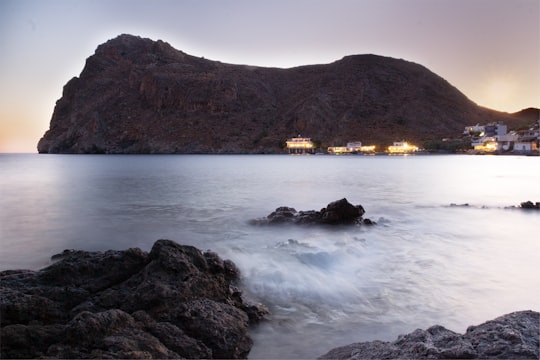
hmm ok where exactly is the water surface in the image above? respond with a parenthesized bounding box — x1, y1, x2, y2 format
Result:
(1, 154, 538, 358)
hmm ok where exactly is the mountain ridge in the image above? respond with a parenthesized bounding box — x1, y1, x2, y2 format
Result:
(37, 34, 532, 154)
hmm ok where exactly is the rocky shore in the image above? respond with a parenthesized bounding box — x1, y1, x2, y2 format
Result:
(319, 310, 539, 359)
(1, 239, 538, 359)
(0, 239, 267, 359)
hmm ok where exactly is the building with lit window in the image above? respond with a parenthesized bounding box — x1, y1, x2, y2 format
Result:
(327, 146, 349, 154)
(473, 137, 498, 152)
(286, 137, 315, 154)
(328, 141, 362, 154)
(465, 119, 539, 155)
(360, 145, 376, 153)
(387, 141, 419, 154)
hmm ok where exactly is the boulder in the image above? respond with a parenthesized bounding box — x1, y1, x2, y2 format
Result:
(251, 198, 373, 225)
(0, 239, 268, 359)
(320, 198, 365, 224)
(319, 310, 539, 359)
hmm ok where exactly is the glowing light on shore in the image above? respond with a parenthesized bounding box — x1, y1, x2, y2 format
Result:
(474, 141, 498, 152)
(360, 145, 376, 152)
(327, 144, 376, 154)
(286, 137, 314, 149)
(387, 141, 418, 153)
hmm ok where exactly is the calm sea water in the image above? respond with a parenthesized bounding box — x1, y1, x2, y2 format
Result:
(1, 154, 539, 358)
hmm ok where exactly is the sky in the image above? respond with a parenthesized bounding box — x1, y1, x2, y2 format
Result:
(1, 0, 539, 153)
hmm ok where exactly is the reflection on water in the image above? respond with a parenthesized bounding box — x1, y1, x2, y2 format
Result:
(1, 154, 539, 358)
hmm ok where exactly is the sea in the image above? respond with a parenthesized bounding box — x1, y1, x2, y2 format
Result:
(1, 153, 539, 358)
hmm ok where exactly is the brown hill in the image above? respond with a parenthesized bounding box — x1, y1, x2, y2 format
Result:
(38, 34, 521, 154)
(510, 108, 540, 127)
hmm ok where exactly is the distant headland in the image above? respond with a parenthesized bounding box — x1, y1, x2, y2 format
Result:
(37, 34, 538, 154)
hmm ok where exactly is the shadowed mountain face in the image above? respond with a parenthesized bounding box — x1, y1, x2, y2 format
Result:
(38, 34, 519, 154)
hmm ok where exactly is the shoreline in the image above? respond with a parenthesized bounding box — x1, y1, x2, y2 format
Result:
(1, 239, 538, 359)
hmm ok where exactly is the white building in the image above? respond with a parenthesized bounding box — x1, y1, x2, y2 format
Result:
(346, 142, 362, 152)
(513, 141, 538, 153)
(328, 141, 364, 154)
(464, 124, 484, 136)
(387, 141, 419, 153)
(286, 137, 315, 154)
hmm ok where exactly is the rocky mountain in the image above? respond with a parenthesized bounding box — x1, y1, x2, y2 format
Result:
(38, 34, 523, 154)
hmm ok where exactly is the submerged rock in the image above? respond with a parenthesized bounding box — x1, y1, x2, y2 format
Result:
(251, 198, 374, 225)
(318, 310, 539, 359)
(0, 239, 268, 359)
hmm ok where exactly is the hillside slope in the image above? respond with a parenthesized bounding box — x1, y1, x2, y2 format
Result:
(38, 34, 520, 154)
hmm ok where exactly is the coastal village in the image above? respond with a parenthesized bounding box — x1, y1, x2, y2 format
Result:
(286, 118, 540, 155)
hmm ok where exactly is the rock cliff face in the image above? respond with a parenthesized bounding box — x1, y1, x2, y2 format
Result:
(38, 34, 519, 154)
(0, 239, 267, 359)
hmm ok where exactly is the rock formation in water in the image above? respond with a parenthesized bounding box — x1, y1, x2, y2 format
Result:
(250, 198, 375, 225)
(37, 34, 527, 154)
(0, 239, 268, 359)
(319, 310, 539, 359)
(520, 200, 540, 210)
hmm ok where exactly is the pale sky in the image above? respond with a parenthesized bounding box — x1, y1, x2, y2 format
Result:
(1, 0, 539, 153)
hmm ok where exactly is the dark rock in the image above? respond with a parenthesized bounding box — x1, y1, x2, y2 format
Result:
(144, 318, 212, 359)
(362, 218, 376, 225)
(520, 201, 540, 210)
(320, 198, 365, 224)
(450, 203, 470, 207)
(252, 198, 374, 225)
(1, 239, 269, 359)
(1, 324, 64, 359)
(37, 34, 523, 154)
(268, 206, 298, 224)
(172, 299, 252, 359)
(318, 310, 539, 359)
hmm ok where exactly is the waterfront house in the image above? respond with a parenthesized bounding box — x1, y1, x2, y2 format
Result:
(360, 145, 376, 153)
(513, 141, 537, 153)
(327, 141, 375, 154)
(286, 136, 315, 154)
(467, 122, 511, 153)
(387, 141, 419, 154)
(328, 141, 363, 154)
(467, 120, 540, 154)
(473, 137, 498, 152)
(513, 128, 539, 154)
(346, 142, 363, 152)
(327, 146, 349, 154)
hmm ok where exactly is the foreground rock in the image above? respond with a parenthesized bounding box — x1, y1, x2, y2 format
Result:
(1, 239, 268, 359)
(251, 198, 375, 225)
(319, 310, 539, 359)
